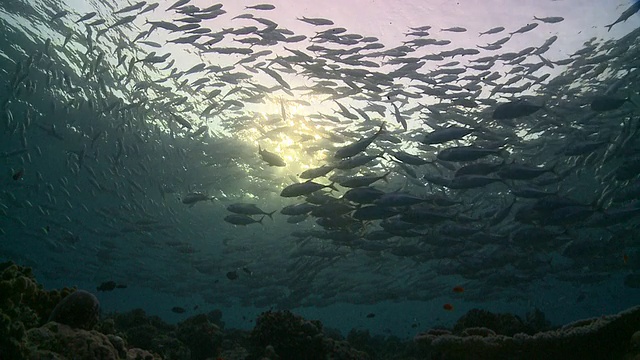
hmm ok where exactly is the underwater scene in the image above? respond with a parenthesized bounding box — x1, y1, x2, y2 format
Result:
(1, 0, 640, 359)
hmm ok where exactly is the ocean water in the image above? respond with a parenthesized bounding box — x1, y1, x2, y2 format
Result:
(0, 0, 639, 341)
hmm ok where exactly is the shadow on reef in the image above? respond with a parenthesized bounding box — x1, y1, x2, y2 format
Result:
(2, 261, 640, 360)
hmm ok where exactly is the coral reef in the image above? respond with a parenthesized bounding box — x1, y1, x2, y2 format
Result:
(249, 310, 326, 359)
(3, 260, 640, 360)
(26, 322, 120, 359)
(48, 289, 101, 330)
(175, 313, 224, 359)
(0, 261, 75, 358)
(415, 305, 640, 360)
(452, 308, 549, 336)
(248, 310, 369, 360)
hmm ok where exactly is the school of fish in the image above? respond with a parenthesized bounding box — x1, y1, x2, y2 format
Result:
(0, 0, 640, 325)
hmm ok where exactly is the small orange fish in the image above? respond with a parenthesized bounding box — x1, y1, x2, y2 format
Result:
(453, 286, 464, 293)
(623, 254, 629, 265)
(443, 303, 454, 311)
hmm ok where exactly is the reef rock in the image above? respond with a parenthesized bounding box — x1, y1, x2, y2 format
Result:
(48, 289, 100, 330)
(249, 310, 369, 360)
(26, 322, 119, 360)
(0, 261, 75, 358)
(415, 305, 640, 360)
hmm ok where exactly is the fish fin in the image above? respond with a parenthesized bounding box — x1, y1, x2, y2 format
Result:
(258, 216, 265, 225)
(267, 210, 276, 220)
(605, 23, 614, 32)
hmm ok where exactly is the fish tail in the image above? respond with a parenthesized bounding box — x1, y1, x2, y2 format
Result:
(267, 210, 276, 220)
(605, 23, 614, 32)
(382, 172, 391, 183)
(327, 182, 338, 192)
(258, 216, 265, 225)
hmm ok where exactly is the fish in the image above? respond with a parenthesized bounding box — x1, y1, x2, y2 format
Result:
(114, 1, 147, 14)
(258, 145, 286, 167)
(139, 3, 159, 14)
(389, 151, 432, 166)
(224, 214, 264, 226)
(181, 192, 213, 206)
(245, 4, 276, 10)
(96, 281, 117, 291)
(334, 124, 385, 159)
(452, 286, 464, 293)
(445, 175, 504, 189)
(422, 126, 474, 144)
(335, 153, 384, 170)
(171, 306, 186, 314)
(12, 169, 24, 181)
(492, 99, 544, 120)
(590, 95, 635, 112)
(226, 271, 239, 280)
(299, 165, 334, 179)
(437, 146, 504, 162)
(533, 16, 564, 23)
(167, 0, 190, 11)
(391, 103, 407, 131)
(509, 23, 538, 36)
(441, 27, 467, 32)
(496, 163, 555, 180)
(337, 172, 391, 188)
(605, 1, 640, 31)
(280, 203, 317, 215)
(191, 125, 208, 137)
(298, 17, 334, 26)
(479, 26, 505, 36)
(443, 303, 454, 311)
(227, 203, 276, 220)
(455, 161, 504, 177)
(108, 15, 137, 30)
(51, 10, 68, 21)
(374, 193, 428, 207)
(76, 12, 97, 23)
(280, 181, 337, 197)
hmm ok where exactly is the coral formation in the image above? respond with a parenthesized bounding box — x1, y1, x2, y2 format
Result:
(452, 308, 548, 336)
(250, 310, 326, 359)
(3, 260, 640, 360)
(48, 289, 101, 330)
(249, 310, 369, 360)
(26, 322, 120, 359)
(175, 313, 224, 359)
(415, 305, 640, 360)
(0, 261, 75, 358)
